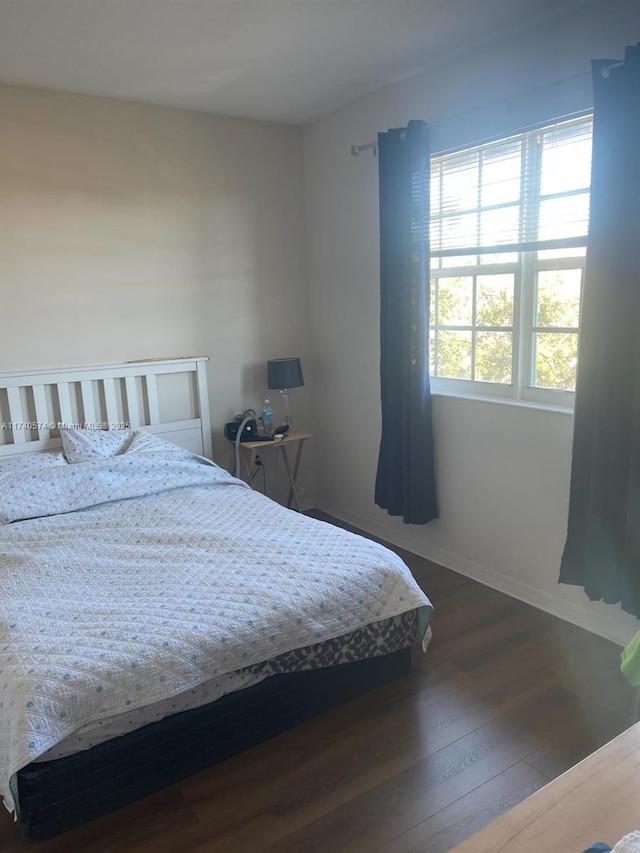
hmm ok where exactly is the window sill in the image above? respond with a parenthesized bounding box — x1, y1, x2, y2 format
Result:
(430, 383, 574, 416)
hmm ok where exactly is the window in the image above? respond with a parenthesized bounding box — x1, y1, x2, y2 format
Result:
(429, 115, 593, 405)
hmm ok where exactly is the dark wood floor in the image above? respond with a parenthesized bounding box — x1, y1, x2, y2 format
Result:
(1, 514, 634, 852)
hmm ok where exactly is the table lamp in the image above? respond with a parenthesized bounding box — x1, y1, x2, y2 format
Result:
(267, 357, 304, 428)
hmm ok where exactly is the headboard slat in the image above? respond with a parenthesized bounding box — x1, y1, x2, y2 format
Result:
(146, 375, 161, 425)
(80, 380, 96, 425)
(6, 387, 25, 443)
(32, 384, 51, 441)
(196, 362, 213, 459)
(57, 383, 73, 425)
(124, 376, 141, 428)
(102, 378, 118, 425)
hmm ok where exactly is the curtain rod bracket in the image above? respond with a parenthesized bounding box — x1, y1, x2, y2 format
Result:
(351, 142, 377, 157)
(601, 60, 624, 79)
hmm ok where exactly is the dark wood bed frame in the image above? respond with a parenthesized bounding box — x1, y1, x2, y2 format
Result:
(16, 646, 412, 842)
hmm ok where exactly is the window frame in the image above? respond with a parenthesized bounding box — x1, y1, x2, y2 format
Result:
(428, 113, 592, 409)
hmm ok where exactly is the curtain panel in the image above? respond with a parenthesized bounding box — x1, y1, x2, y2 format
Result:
(374, 120, 438, 525)
(560, 44, 640, 615)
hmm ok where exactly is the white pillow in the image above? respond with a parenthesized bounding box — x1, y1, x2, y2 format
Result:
(0, 451, 67, 474)
(124, 430, 175, 455)
(125, 430, 218, 466)
(60, 427, 133, 464)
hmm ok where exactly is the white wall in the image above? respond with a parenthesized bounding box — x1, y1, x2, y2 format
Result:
(0, 84, 315, 503)
(303, 0, 640, 644)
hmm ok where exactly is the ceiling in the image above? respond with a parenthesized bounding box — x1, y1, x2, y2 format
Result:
(0, 0, 593, 124)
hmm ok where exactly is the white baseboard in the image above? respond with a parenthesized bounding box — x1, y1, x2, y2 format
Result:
(318, 501, 632, 647)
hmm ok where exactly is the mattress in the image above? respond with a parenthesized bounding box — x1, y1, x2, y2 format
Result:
(17, 647, 413, 842)
(36, 610, 418, 761)
(0, 433, 433, 814)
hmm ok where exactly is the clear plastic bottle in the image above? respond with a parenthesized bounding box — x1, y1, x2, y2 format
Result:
(261, 399, 274, 435)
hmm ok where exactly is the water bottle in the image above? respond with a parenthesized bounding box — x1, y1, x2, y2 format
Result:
(261, 399, 274, 435)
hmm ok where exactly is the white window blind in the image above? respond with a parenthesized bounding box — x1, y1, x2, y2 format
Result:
(430, 115, 593, 258)
(429, 114, 593, 403)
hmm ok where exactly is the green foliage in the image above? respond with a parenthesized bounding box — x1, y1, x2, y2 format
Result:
(430, 267, 580, 390)
(534, 270, 580, 390)
(535, 333, 578, 391)
(476, 277, 513, 326)
(431, 274, 514, 383)
(476, 332, 512, 383)
(437, 330, 471, 379)
(537, 269, 581, 327)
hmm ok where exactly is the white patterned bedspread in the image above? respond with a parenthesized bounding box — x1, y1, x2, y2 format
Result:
(0, 443, 432, 814)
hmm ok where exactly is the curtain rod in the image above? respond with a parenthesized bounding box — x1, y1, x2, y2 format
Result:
(349, 56, 627, 156)
(349, 67, 598, 157)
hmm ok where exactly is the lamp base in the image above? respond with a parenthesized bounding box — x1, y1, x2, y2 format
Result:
(280, 388, 291, 428)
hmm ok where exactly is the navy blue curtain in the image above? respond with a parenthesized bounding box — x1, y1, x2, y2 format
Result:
(374, 120, 438, 525)
(560, 45, 640, 615)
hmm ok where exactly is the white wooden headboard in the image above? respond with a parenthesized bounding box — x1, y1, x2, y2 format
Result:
(0, 357, 212, 459)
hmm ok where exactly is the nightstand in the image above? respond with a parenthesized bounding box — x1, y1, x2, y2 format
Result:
(236, 430, 312, 511)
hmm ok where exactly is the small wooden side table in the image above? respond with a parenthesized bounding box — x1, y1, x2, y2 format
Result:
(236, 430, 312, 511)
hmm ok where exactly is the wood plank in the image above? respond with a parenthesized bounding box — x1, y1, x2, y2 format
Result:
(378, 760, 549, 853)
(18, 787, 205, 853)
(245, 687, 581, 853)
(449, 722, 640, 853)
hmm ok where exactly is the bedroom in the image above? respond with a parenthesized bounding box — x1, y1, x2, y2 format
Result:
(1, 0, 640, 850)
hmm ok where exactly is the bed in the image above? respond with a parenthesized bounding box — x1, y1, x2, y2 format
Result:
(0, 357, 433, 842)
